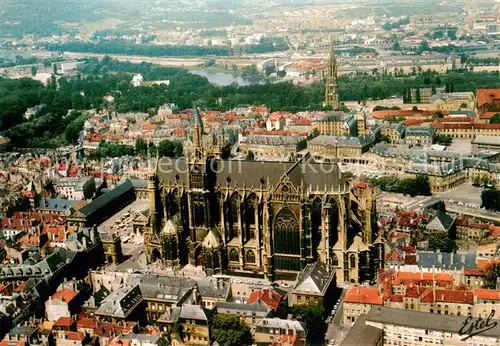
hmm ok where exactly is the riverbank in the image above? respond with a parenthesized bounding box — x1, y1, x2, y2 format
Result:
(190, 69, 265, 86)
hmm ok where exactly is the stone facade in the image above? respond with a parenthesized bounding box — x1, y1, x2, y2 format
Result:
(325, 44, 340, 110)
(144, 108, 380, 283)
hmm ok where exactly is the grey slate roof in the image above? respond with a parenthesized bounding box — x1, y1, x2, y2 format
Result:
(309, 135, 375, 148)
(426, 211, 455, 232)
(0, 247, 68, 279)
(157, 154, 348, 191)
(371, 143, 500, 176)
(366, 306, 500, 338)
(6, 326, 39, 338)
(79, 179, 134, 217)
(293, 261, 332, 295)
(215, 300, 271, 317)
(256, 317, 305, 332)
(95, 284, 142, 318)
(320, 111, 348, 122)
(243, 135, 305, 146)
(340, 314, 383, 346)
(417, 250, 476, 270)
(38, 198, 78, 212)
(472, 135, 500, 146)
(158, 306, 181, 324)
(405, 126, 436, 137)
(126, 178, 148, 189)
(179, 304, 207, 321)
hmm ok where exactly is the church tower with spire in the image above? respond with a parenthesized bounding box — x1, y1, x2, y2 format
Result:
(192, 105, 204, 162)
(325, 42, 340, 110)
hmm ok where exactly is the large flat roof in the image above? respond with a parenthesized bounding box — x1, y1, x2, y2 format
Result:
(472, 135, 500, 146)
(341, 314, 383, 346)
(366, 306, 500, 338)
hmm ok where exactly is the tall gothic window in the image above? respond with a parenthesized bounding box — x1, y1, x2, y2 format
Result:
(331, 253, 338, 266)
(328, 198, 339, 248)
(194, 202, 205, 227)
(244, 194, 257, 241)
(164, 238, 177, 261)
(168, 190, 180, 217)
(274, 208, 300, 254)
(228, 193, 239, 239)
(190, 165, 204, 189)
(205, 251, 213, 269)
(229, 248, 239, 262)
(350, 254, 356, 268)
(245, 250, 256, 264)
(311, 197, 323, 260)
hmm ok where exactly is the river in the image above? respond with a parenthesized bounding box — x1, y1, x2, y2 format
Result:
(190, 70, 264, 86)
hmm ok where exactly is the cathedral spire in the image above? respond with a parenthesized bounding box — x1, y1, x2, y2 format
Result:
(191, 103, 203, 161)
(325, 41, 340, 110)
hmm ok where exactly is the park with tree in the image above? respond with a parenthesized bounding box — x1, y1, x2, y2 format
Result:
(1, 57, 499, 149)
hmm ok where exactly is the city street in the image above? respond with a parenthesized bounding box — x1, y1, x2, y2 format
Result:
(325, 289, 350, 345)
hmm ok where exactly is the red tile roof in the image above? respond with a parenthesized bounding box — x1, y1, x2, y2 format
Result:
(388, 294, 404, 302)
(474, 289, 500, 301)
(468, 223, 490, 230)
(247, 289, 282, 312)
(372, 109, 447, 120)
(385, 249, 404, 262)
(293, 118, 312, 125)
(435, 289, 474, 304)
(0, 341, 24, 346)
(476, 258, 500, 270)
(54, 316, 75, 327)
(109, 339, 131, 346)
(456, 216, 469, 227)
(464, 269, 486, 276)
(65, 331, 85, 341)
(481, 112, 498, 120)
(490, 225, 500, 238)
(344, 287, 383, 305)
(94, 322, 132, 338)
(52, 288, 78, 303)
(477, 89, 500, 110)
(77, 317, 98, 330)
(383, 270, 453, 287)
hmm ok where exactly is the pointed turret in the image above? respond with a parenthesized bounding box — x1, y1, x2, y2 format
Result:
(148, 155, 160, 233)
(191, 103, 204, 161)
(192, 104, 203, 133)
(325, 41, 340, 110)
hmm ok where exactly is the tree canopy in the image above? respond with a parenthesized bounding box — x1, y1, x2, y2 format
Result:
(291, 302, 325, 344)
(157, 140, 183, 158)
(210, 314, 253, 346)
(490, 113, 500, 124)
(368, 175, 431, 196)
(2, 57, 499, 149)
(428, 232, 458, 253)
(481, 188, 500, 211)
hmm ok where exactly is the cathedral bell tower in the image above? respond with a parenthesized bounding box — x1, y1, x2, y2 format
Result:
(148, 156, 160, 233)
(187, 105, 211, 264)
(192, 105, 204, 162)
(325, 42, 340, 110)
(145, 155, 165, 264)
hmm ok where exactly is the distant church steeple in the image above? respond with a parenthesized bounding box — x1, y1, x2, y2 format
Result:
(325, 41, 340, 110)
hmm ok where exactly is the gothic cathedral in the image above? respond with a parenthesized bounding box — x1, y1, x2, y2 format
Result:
(144, 108, 383, 284)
